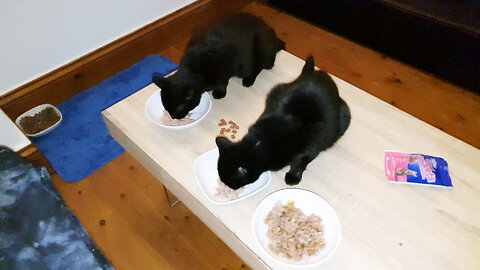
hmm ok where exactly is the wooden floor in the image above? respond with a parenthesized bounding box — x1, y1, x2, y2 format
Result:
(52, 2, 480, 270)
(52, 153, 249, 270)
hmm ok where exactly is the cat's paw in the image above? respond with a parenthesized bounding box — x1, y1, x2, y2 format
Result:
(242, 76, 256, 87)
(285, 172, 301, 186)
(212, 89, 226, 99)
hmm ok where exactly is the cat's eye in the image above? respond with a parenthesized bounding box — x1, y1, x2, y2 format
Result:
(177, 104, 186, 113)
(237, 167, 247, 175)
(185, 91, 195, 101)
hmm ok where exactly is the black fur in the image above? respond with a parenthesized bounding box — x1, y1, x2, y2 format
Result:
(216, 56, 351, 189)
(153, 13, 285, 119)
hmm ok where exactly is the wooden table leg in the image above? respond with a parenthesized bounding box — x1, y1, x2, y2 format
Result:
(163, 185, 180, 207)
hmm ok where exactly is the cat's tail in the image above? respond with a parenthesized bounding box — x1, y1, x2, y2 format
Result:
(337, 98, 351, 138)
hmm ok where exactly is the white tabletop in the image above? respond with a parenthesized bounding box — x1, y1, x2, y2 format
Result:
(103, 51, 480, 270)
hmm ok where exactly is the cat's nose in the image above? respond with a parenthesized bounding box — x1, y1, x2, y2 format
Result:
(224, 180, 242, 190)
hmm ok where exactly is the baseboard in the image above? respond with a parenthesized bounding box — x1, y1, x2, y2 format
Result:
(0, 0, 254, 121)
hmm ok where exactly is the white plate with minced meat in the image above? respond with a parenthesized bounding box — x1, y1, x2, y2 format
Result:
(145, 89, 211, 130)
(193, 148, 271, 205)
(252, 188, 341, 267)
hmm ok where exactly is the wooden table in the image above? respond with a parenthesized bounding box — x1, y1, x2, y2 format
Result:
(103, 51, 480, 270)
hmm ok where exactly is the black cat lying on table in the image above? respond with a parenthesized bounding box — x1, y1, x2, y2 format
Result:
(216, 56, 351, 189)
(153, 13, 284, 119)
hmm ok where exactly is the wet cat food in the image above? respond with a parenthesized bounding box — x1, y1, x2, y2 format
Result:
(264, 201, 325, 261)
(160, 110, 195, 126)
(214, 178, 246, 201)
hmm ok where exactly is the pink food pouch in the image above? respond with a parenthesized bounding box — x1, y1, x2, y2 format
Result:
(384, 151, 452, 187)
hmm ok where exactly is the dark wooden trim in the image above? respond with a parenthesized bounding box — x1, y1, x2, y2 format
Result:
(380, 0, 480, 35)
(17, 144, 35, 157)
(0, 0, 254, 120)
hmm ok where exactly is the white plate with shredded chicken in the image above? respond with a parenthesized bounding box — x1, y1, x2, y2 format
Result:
(252, 189, 341, 267)
(145, 88, 211, 130)
(193, 148, 271, 205)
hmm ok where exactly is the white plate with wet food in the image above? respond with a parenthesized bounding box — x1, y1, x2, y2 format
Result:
(252, 188, 341, 267)
(193, 148, 271, 205)
(145, 89, 211, 130)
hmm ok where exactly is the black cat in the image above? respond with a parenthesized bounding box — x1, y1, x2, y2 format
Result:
(216, 56, 351, 189)
(153, 13, 285, 119)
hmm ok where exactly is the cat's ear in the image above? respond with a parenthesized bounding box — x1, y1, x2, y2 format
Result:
(277, 38, 286, 50)
(153, 76, 169, 90)
(216, 137, 234, 151)
(301, 55, 315, 75)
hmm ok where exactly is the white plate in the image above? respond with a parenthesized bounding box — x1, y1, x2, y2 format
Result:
(193, 148, 271, 205)
(145, 89, 211, 130)
(15, 104, 62, 137)
(252, 188, 341, 267)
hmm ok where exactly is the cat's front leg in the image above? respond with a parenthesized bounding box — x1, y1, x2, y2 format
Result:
(242, 69, 261, 88)
(285, 153, 316, 185)
(212, 84, 227, 99)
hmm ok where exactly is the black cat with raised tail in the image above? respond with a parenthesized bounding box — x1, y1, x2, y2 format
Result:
(153, 13, 285, 119)
(216, 56, 351, 189)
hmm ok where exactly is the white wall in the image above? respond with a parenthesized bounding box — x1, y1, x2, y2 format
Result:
(0, 0, 195, 96)
(0, 109, 30, 151)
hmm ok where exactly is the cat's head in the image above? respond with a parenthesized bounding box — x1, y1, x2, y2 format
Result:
(153, 73, 203, 119)
(216, 137, 263, 190)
